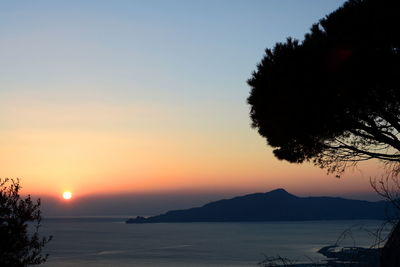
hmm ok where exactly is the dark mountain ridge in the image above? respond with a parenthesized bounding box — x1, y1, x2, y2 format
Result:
(126, 188, 393, 223)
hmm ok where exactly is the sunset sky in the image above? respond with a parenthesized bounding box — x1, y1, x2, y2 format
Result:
(0, 0, 383, 212)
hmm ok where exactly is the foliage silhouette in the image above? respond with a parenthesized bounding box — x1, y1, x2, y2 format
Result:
(0, 178, 52, 266)
(247, 0, 400, 266)
(247, 0, 400, 175)
(371, 168, 400, 267)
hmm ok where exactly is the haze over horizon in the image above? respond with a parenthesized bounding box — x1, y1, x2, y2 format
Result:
(1, 0, 386, 215)
(39, 187, 385, 217)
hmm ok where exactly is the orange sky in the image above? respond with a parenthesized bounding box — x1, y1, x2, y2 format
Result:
(1, 117, 381, 199)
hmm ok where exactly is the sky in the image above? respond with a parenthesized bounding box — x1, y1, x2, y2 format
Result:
(1, 0, 385, 215)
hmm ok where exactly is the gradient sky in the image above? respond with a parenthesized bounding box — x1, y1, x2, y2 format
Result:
(1, 0, 384, 212)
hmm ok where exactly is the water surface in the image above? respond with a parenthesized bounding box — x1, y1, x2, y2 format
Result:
(41, 218, 388, 266)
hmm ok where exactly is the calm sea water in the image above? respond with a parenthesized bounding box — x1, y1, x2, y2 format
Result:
(40, 218, 388, 267)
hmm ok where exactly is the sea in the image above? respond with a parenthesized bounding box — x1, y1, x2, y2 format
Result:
(40, 218, 389, 267)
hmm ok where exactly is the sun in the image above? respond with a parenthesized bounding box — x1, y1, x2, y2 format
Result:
(63, 191, 72, 200)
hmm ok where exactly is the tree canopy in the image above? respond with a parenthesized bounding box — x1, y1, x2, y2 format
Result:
(0, 179, 51, 266)
(247, 0, 400, 174)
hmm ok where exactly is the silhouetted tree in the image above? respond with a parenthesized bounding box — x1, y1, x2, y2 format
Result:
(0, 178, 52, 266)
(371, 167, 400, 267)
(248, 0, 400, 175)
(247, 0, 400, 266)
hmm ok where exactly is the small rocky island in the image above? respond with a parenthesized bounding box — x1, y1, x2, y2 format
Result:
(258, 245, 381, 267)
(126, 189, 391, 223)
(317, 245, 380, 266)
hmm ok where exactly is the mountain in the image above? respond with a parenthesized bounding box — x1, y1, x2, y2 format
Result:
(126, 189, 393, 223)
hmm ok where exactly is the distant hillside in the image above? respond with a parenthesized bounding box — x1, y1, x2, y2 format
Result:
(126, 189, 393, 223)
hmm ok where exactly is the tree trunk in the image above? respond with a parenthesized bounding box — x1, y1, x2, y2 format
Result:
(381, 220, 400, 267)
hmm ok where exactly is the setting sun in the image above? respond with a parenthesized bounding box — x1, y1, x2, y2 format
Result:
(63, 191, 72, 200)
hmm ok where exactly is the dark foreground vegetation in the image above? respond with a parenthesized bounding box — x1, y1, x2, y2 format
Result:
(247, 0, 400, 265)
(0, 179, 51, 266)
